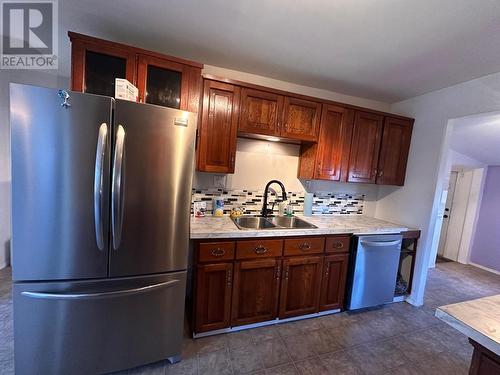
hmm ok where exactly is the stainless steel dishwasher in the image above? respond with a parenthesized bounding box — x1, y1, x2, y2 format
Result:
(347, 234, 403, 310)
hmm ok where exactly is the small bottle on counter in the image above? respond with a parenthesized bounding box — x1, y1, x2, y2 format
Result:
(213, 197, 224, 217)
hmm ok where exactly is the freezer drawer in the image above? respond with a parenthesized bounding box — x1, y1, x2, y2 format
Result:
(347, 234, 402, 310)
(14, 271, 186, 375)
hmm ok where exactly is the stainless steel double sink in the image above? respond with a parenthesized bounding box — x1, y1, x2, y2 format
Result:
(231, 216, 317, 230)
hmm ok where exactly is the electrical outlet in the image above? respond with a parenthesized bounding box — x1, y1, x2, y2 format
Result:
(213, 175, 226, 188)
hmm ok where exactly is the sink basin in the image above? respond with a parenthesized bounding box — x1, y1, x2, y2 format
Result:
(231, 216, 317, 230)
(267, 216, 317, 229)
(232, 216, 277, 230)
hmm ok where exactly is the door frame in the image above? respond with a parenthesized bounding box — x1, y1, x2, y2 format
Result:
(408, 110, 497, 307)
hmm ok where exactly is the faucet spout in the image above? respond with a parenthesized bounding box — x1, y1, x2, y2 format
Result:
(261, 180, 288, 217)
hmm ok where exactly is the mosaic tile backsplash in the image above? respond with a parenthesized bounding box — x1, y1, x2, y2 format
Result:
(191, 188, 364, 215)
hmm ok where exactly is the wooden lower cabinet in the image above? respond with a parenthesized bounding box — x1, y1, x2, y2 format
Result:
(195, 262, 233, 333)
(319, 254, 349, 311)
(231, 259, 281, 326)
(279, 256, 323, 319)
(193, 235, 352, 334)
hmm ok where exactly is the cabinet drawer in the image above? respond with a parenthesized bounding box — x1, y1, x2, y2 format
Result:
(199, 241, 235, 262)
(236, 239, 283, 259)
(325, 236, 351, 253)
(284, 237, 325, 256)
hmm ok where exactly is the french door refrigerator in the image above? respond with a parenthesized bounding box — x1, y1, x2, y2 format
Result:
(10, 83, 197, 375)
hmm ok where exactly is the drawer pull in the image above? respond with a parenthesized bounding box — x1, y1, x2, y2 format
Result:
(332, 242, 344, 249)
(299, 242, 311, 251)
(254, 245, 268, 254)
(211, 248, 226, 257)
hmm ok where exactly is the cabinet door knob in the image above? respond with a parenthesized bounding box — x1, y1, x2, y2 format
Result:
(211, 248, 226, 257)
(378, 170, 384, 177)
(254, 245, 268, 254)
(226, 269, 232, 287)
(299, 242, 311, 251)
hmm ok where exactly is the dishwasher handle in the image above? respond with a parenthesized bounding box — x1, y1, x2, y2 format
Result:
(360, 240, 401, 247)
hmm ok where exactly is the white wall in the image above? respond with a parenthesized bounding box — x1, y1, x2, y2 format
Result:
(376, 71, 500, 305)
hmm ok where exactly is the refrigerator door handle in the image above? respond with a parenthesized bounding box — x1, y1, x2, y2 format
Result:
(20, 279, 179, 300)
(112, 125, 126, 250)
(93, 123, 108, 251)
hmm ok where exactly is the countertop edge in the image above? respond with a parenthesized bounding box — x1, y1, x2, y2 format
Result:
(435, 308, 500, 356)
(190, 227, 409, 240)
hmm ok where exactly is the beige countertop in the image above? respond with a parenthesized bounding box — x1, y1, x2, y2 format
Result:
(190, 214, 408, 239)
(436, 294, 500, 356)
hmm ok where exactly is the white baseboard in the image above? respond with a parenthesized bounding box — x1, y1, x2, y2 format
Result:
(0, 261, 7, 270)
(468, 262, 500, 275)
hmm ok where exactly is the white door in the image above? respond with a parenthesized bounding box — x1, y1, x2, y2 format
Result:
(438, 171, 458, 257)
(441, 171, 474, 261)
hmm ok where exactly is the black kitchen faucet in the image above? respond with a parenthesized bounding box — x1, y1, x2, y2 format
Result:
(260, 180, 287, 217)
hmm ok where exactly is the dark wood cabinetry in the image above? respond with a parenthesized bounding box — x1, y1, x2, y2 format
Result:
(377, 117, 413, 186)
(347, 111, 385, 183)
(281, 97, 321, 141)
(239, 88, 283, 136)
(231, 259, 281, 326)
(279, 256, 323, 318)
(197, 80, 240, 173)
(197, 75, 413, 185)
(68, 32, 202, 112)
(238, 88, 321, 141)
(319, 253, 349, 311)
(193, 234, 352, 334)
(194, 262, 233, 333)
(298, 105, 354, 181)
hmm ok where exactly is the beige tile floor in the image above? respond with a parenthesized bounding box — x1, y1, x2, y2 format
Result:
(1, 261, 499, 374)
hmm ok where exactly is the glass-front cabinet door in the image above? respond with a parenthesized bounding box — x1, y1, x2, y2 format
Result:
(70, 37, 136, 96)
(136, 54, 188, 110)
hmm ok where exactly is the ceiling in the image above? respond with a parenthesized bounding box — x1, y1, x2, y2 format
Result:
(451, 113, 500, 165)
(59, 0, 500, 102)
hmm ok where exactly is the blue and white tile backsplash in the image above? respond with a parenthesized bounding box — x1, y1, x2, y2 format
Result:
(191, 188, 364, 215)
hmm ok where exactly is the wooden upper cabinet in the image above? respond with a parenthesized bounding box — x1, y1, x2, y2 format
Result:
(136, 54, 188, 109)
(281, 97, 322, 141)
(195, 262, 233, 333)
(279, 256, 323, 319)
(377, 117, 413, 186)
(347, 111, 384, 183)
(197, 80, 240, 173)
(298, 105, 354, 181)
(239, 88, 283, 136)
(69, 32, 202, 112)
(231, 259, 281, 326)
(70, 37, 136, 97)
(319, 254, 349, 311)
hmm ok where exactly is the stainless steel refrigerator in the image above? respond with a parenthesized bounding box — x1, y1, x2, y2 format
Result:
(10, 83, 197, 374)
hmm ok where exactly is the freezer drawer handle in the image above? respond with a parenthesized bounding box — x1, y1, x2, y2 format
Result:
(360, 240, 401, 247)
(112, 125, 126, 250)
(94, 123, 108, 251)
(20, 280, 179, 300)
